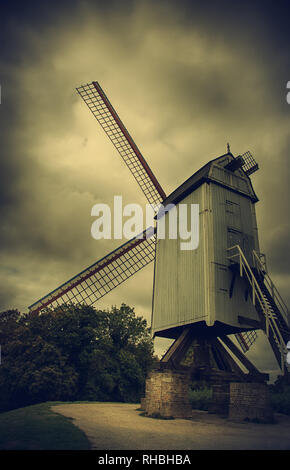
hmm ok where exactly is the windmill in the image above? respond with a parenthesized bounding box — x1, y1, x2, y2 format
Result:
(28, 81, 290, 388)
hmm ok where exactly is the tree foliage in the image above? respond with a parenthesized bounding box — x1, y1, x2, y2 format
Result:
(0, 304, 154, 412)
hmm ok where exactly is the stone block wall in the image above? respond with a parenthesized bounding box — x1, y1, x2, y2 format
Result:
(140, 397, 146, 411)
(144, 369, 192, 418)
(229, 382, 274, 423)
(208, 383, 230, 415)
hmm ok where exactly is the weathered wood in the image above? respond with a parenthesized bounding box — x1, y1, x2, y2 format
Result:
(211, 341, 233, 371)
(160, 327, 192, 365)
(159, 331, 268, 383)
(152, 156, 260, 339)
(213, 338, 247, 380)
(229, 271, 236, 298)
(237, 316, 262, 329)
(219, 335, 259, 373)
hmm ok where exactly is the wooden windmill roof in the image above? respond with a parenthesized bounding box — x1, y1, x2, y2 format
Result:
(158, 152, 258, 215)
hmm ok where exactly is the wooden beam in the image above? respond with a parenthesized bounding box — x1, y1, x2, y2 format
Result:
(210, 341, 232, 371)
(213, 338, 246, 379)
(237, 316, 262, 329)
(160, 327, 192, 364)
(219, 335, 259, 373)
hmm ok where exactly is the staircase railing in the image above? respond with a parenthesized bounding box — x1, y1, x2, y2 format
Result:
(252, 250, 290, 328)
(227, 245, 287, 374)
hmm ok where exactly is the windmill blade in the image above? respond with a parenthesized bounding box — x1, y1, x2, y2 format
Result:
(235, 330, 258, 353)
(240, 151, 259, 176)
(28, 227, 156, 315)
(76, 81, 166, 211)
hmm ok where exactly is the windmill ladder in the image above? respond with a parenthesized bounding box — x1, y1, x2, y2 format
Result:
(227, 245, 290, 374)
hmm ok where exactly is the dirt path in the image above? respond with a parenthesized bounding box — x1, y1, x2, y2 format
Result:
(51, 403, 290, 450)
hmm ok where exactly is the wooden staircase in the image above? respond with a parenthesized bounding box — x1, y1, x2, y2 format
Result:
(228, 246, 290, 374)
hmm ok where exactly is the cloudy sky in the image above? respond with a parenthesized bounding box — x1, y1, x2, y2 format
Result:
(0, 0, 289, 374)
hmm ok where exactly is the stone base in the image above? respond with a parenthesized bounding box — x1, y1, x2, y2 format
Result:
(229, 382, 274, 423)
(144, 369, 192, 419)
(208, 383, 230, 415)
(140, 397, 146, 411)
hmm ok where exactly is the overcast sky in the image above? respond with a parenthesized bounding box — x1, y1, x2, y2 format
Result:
(0, 0, 289, 374)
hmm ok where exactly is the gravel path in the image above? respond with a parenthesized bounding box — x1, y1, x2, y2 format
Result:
(51, 403, 290, 450)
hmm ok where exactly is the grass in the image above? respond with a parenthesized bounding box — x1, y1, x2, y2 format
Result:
(0, 402, 91, 450)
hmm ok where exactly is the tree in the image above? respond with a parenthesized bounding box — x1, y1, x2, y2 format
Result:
(0, 303, 154, 411)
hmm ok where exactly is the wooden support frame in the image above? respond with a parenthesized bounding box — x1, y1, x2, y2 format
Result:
(219, 335, 269, 382)
(219, 335, 259, 373)
(237, 316, 262, 329)
(212, 338, 247, 380)
(160, 327, 193, 367)
(159, 327, 269, 382)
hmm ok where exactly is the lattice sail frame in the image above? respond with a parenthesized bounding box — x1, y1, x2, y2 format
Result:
(241, 151, 259, 176)
(29, 228, 156, 315)
(76, 82, 166, 211)
(235, 330, 258, 353)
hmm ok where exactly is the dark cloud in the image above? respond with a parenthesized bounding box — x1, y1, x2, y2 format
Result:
(267, 224, 290, 275)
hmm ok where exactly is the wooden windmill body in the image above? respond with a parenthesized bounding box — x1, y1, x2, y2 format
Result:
(152, 153, 260, 341)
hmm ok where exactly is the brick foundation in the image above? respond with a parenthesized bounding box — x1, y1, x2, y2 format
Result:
(208, 383, 230, 415)
(144, 369, 192, 418)
(229, 382, 274, 423)
(140, 397, 146, 411)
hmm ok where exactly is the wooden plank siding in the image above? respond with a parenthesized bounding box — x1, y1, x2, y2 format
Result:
(151, 155, 261, 338)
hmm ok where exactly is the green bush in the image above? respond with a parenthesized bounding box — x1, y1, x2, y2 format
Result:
(270, 387, 290, 415)
(188, 385, 212, 411)
(269, 376, 290, 415)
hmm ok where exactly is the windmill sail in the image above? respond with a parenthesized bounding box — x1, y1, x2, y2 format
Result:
(29, 227, 156, 315)
(235, 330, 258, 352)
(76, 82, 166, 211)
(240, 151, 259, 176)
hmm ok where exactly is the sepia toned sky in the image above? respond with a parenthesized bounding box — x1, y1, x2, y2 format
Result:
(0, 0, 289, 374)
